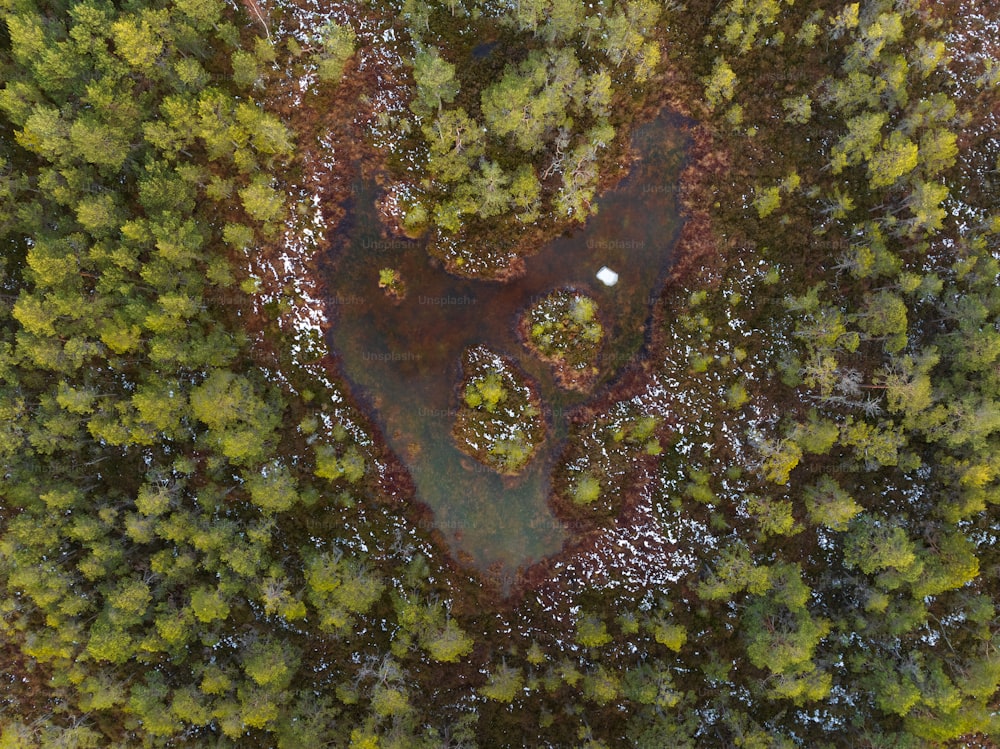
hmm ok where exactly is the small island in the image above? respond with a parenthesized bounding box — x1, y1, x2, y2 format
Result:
(520, 289, 604, 391)
(378, 267, 406, 301)
(452, 346, 546, 475)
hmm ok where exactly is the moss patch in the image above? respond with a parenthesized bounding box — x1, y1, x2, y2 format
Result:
(519, 288, 604, 391)
(452, 346, 546, 475)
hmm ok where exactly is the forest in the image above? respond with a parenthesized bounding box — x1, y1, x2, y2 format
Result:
(0, 0, 998, 746)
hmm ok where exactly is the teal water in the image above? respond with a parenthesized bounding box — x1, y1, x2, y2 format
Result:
(324, 112, 689, 571)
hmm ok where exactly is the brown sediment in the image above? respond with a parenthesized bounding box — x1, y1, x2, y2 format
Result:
(665, 123, 730, 289)
(442, 251, 528, 282)
(378, 279, 407, 302)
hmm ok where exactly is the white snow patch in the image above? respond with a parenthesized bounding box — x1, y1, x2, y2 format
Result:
(596, 266, 619, 286)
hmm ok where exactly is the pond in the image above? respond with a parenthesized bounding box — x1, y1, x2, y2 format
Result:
(324, 111, 689, 573)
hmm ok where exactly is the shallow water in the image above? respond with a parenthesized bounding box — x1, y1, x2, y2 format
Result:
(325, 111, 688, 571)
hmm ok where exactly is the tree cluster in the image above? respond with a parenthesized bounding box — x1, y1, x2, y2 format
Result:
(395, 0, 664, 275)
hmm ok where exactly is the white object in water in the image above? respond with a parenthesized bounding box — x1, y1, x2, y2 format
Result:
(596, 266, 619, 286)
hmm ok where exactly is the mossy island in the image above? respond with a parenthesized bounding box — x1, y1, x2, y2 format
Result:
(378, 267, 407, 301)
(519, 289, 604, 391)
(452, 346, 546, 476)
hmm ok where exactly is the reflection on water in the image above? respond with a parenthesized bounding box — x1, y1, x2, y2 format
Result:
(324, 112, 689, 571)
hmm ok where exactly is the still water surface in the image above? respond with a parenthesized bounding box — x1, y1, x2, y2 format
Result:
(325, 112, 688, 571)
